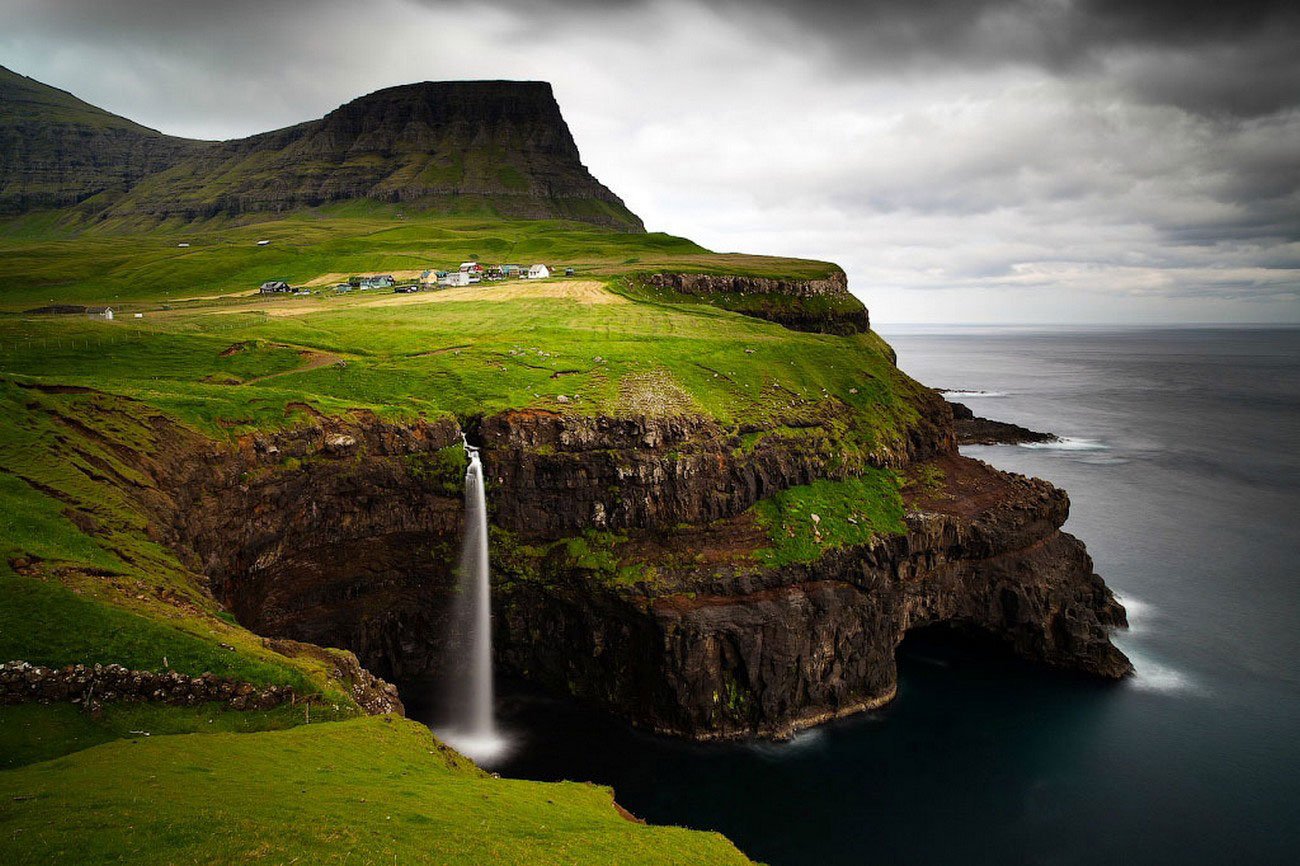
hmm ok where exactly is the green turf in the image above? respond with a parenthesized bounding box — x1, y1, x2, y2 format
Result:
(752, 470, 907, 566)
(0, 715, 751, 865)
(0, 574, 321, 692)
(0, 701, 355, 770)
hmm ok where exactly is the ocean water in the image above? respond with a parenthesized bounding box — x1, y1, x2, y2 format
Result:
(407, 326, 1300, 866)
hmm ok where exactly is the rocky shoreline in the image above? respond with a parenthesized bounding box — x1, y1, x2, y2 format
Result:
(948, 399, 1058, 446)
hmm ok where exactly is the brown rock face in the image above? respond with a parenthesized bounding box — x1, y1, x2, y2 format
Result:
(495, 455, 1130, 740)
(49, 387, 1125, 741)
(479, 403, 952, 536)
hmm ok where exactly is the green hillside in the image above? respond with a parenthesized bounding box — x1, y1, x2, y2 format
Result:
(0, 714, 750, 865)
(0, 204, 925, 862)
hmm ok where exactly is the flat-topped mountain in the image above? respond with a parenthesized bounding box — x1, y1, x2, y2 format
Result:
(0, 69, 642, 229)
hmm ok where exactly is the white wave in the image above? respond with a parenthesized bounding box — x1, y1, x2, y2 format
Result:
(1123, 649, 1206, 697)
(746, 726, 827, 758)
(1019, 437, 1108, 451)
(1114, 594, 1150, 635)
(939, 389, 1008, 398)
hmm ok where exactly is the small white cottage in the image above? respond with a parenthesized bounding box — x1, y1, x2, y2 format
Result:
(528, 264, 550, 280)
(103, 307, 114, 320)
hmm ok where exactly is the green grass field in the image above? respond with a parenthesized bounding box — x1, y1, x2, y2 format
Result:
(0, 715, 750, 864)
(0, 207, 836, 309)
(0, 210, 927, 863)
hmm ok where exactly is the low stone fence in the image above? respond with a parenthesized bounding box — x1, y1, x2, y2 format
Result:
(0, 660, 305, 714)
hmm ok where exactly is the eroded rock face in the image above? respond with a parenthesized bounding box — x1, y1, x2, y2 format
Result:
(109, 399, 1125, 741)
(136, 412, 466, 683)
(495, 455, 1130, 740)
(481, 402, 954, 536)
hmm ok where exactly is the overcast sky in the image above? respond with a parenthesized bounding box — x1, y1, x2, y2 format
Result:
(3, 0, 1298, 323)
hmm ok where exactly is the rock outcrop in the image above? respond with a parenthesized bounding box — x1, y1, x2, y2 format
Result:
(479, 402, 953, 536)
(645, 270, 870, 334)
(948, 400, 1057, 446)
(495, 454, 1129, 740)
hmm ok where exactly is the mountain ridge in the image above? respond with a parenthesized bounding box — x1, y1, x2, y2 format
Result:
(0, 68, 643, 230)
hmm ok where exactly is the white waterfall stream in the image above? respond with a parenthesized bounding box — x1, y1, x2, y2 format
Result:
(437, 438, 506, 762)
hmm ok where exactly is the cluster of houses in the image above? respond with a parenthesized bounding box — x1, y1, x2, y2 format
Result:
(260, 261, 571, 296)
(420, 262, 558, 288)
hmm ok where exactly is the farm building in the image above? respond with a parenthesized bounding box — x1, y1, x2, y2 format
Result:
(356, 275, 395, 289)
(458, 262, 483, 273)
(442, 271, 471, 287)
(259, 280, 292, 294)
(528, 264, 550, 279)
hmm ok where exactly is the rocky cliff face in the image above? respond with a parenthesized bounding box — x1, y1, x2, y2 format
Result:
(495, 454, 1129, 739)
(645, 270, 870, 334)
(105, 394, 1128, 741)
(479, 401, 953, 536)
(1, 69, 642, 230)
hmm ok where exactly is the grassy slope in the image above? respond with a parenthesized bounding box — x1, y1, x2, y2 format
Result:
(0, 715, 749, 865)
(0, 212, 924, 862)
(0, 207, 836, 310)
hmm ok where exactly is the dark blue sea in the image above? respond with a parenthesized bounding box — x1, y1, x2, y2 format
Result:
(409, 326, 1300, 866)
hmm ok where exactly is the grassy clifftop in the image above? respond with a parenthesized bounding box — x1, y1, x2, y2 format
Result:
(0, 212, 917, 863)
(0, 209, 838, 309)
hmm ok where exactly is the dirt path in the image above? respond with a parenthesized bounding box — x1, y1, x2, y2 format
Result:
(239, 348, 344, 385)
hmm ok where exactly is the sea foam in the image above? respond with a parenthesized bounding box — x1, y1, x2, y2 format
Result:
(1019, 437, 1108, 451)
(939, 389, 1008, 398)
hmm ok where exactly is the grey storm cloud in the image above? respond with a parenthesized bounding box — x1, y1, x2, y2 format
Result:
(1, 0, 1297, 321)
(453, 0, 1300, 116)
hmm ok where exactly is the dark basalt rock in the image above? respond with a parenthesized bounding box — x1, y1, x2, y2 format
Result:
(495, 455, 1130, 740)
(480, 399, 954, 537)
(46, 389, 1127, 741)
(948, 400, 1057, 446)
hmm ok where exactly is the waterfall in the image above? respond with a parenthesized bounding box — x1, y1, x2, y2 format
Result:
(437, 437, 507, 763)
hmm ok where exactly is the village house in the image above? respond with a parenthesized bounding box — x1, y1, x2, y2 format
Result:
(259, 280, 292, 294)
(528, 264, 550, 280)
(354, 275, 395, 289)
(442, 271, 471, 287)
(459, 262, 483, 274)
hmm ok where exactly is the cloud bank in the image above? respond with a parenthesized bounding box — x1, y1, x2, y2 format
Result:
(2, 0, 1297, 322)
